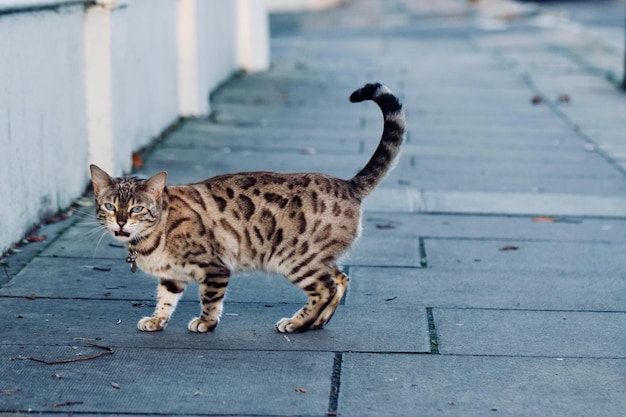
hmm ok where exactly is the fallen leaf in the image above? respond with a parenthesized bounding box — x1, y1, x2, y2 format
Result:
(376, 223, 396, 229)
(385, 296, 398, 302)
(132, 152, 144, 169)
(530, 95, 543, 105)
(93, 266, 111, 272)
(532, 216, 555, 223)
(44, 212, 68, 224)
(193, 391, 202, 397)
(26, 235, 48, 243)
(499, 245, 519, 251)
(1, 388, 21, 395)
(295, 387, 307, 393)
(111, 382, 120, 389)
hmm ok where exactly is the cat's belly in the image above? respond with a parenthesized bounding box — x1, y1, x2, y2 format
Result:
(136, 254, 196, 283)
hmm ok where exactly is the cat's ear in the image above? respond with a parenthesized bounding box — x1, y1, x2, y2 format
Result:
(89, 164, 114, 196)
(144, 171, 167, 200)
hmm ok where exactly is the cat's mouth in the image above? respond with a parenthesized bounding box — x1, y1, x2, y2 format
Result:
(114, 230, 131, 238)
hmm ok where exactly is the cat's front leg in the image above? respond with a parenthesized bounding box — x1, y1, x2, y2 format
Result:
(188, 270, 230, 333)
(138, 279, 187, 332)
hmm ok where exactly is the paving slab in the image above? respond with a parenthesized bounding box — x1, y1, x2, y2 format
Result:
(415, 172, 626, 195)
(425, 238, 626, 274)
(348, 266, 626, 312)
(422, 190, 626, 217)
(434, 308, 626, 358)
(339, 353, 626, 417)
(0, 298, 430, 353)
(1, 346, 332, 416)
(361, 212, 626, 242)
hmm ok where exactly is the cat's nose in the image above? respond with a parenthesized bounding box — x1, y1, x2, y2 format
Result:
(117, 220, 126, 228)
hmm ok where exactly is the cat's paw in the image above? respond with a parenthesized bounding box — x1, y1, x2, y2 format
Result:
(275, 318, 303, 333)
(137, 316, 168, 332)
(188, 317, 218, 333)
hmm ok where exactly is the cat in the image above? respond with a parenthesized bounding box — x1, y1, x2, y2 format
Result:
(89, 82, 405, 334)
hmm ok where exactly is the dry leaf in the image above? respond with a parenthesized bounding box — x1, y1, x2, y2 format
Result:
(1, 388, 21, 395)
(132, 152, 144, 169)
(44, 212, 68, 224)
(295, 387, 307, 393)
(531, 95, 543, 105)
(532, 216, 555, 223)
(26, 235, 47, 243)
(499, 245, 519, 251)
(111, 382, 120, 389)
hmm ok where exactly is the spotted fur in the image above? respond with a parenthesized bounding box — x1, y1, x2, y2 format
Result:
(89, 83, 405, 334)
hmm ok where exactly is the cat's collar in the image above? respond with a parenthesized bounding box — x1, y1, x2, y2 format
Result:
(126, 237, 142, 273)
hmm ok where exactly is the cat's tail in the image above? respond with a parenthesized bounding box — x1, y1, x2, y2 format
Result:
(348, 83, 406, 199)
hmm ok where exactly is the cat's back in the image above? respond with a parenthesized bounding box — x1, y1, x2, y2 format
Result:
(190, 171, 361, 217)
(163, 171, 362, 272)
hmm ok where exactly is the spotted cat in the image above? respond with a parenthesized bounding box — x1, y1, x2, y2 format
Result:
(89, 83, 405, 333)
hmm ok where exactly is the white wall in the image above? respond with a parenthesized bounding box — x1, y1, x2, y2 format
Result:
(0, 5, 89, 255)
(266, 0, 343, 12)
(0, 0, 270, 254)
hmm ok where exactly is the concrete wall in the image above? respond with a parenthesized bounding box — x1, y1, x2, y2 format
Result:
(266, 0, 344, 12)
(0, 4, 89, 256)
(0, 0, 270, 255)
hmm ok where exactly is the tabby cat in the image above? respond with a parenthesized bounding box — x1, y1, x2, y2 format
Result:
(90, 83, 405, 334)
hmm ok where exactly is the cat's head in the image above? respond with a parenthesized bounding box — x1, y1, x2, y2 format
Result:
(89, 164, 167, 243)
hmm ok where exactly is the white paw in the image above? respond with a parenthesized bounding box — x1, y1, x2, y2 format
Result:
(275, 318, 299, 333)
(188, 317, 218, 333)
(137, 316, 167, 332)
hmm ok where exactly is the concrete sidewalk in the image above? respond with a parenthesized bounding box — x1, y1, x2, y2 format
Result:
(2, 1, 626, 416)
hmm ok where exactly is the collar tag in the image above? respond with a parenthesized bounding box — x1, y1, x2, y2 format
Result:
(126, 249, 137, 273)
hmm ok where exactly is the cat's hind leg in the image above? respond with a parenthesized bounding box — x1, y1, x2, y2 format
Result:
(138, 279, 187, 332)
(275, 265, 337, 333)
(188, 270, 230, 333)
(310, 265, 349, 329)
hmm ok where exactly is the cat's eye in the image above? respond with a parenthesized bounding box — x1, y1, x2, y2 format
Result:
(104, 203, 116, 212)
(130, 206, 144, 214)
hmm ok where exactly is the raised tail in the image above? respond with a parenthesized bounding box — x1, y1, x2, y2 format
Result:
(348, 83, 406, 199)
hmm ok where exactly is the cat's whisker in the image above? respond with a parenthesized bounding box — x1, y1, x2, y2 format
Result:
(73, 209, 98, 217)
(136, 231, 158, 253)
(92, 228, 112, 258)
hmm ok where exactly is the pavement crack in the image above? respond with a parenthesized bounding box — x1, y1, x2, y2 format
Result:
(426, 307, 440, 354)
(328, 352, 343, 416)
(419, 237, 428, 268)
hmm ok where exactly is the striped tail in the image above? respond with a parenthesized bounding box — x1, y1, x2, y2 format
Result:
(348, 83, 406, 199)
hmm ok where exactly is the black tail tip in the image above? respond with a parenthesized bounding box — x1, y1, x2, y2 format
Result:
(349, 83, 383, 103)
